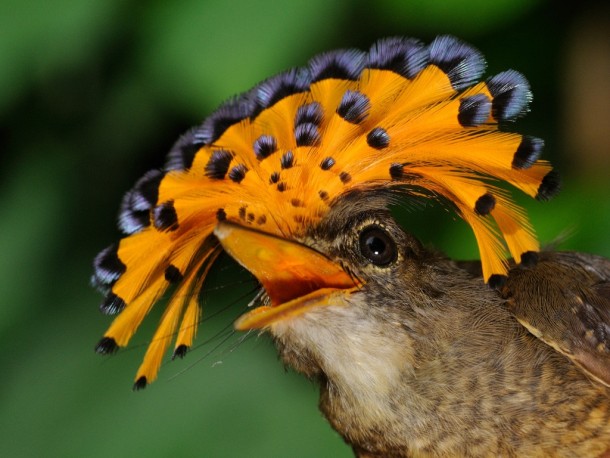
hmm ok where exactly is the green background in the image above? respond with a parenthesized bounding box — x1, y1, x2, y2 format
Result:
(1, 1, 608, 457)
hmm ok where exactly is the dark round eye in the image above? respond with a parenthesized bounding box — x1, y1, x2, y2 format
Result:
(358, 225, 397, 266)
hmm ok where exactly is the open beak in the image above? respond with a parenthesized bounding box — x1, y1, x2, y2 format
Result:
(213, 221, 360, 330)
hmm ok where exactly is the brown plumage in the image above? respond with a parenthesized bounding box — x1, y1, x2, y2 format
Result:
(214, 197, 610, 457)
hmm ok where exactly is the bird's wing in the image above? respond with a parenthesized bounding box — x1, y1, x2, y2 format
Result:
(502, 251, 610, 387)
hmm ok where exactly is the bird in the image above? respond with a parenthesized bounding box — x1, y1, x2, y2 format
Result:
(92, 36, 610, 456)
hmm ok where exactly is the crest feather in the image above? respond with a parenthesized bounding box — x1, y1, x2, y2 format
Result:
(93, 35, 557, 385)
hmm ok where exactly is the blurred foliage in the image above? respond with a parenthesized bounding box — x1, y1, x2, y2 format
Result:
(378, 0, 543, 35)
(0, 0, 608, 457)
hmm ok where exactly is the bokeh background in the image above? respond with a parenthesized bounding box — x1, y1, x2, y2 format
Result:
(1, 1, 609, 457)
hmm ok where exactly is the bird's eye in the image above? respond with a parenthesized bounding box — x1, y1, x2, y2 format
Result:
(358, 225, 397, 266)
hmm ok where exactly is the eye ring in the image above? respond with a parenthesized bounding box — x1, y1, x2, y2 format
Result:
(358, 225, 397, 267)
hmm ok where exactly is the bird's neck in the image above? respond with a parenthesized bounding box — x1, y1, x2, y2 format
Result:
(269, 277, 522, 455)
(270, 296, 425, 450)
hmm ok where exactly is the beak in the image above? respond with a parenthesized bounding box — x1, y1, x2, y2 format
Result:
(213, 221, 360, 330)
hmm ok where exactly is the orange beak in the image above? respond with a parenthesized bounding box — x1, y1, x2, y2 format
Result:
(213, 221, 360, 330)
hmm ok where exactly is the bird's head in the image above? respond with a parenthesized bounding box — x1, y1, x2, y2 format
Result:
(213, 193, 423, 329)
(213, 193, 436, 394)
(92, 36, 559, 389)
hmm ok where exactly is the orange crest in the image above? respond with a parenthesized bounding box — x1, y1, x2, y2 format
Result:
(93, 36, 559, 388)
